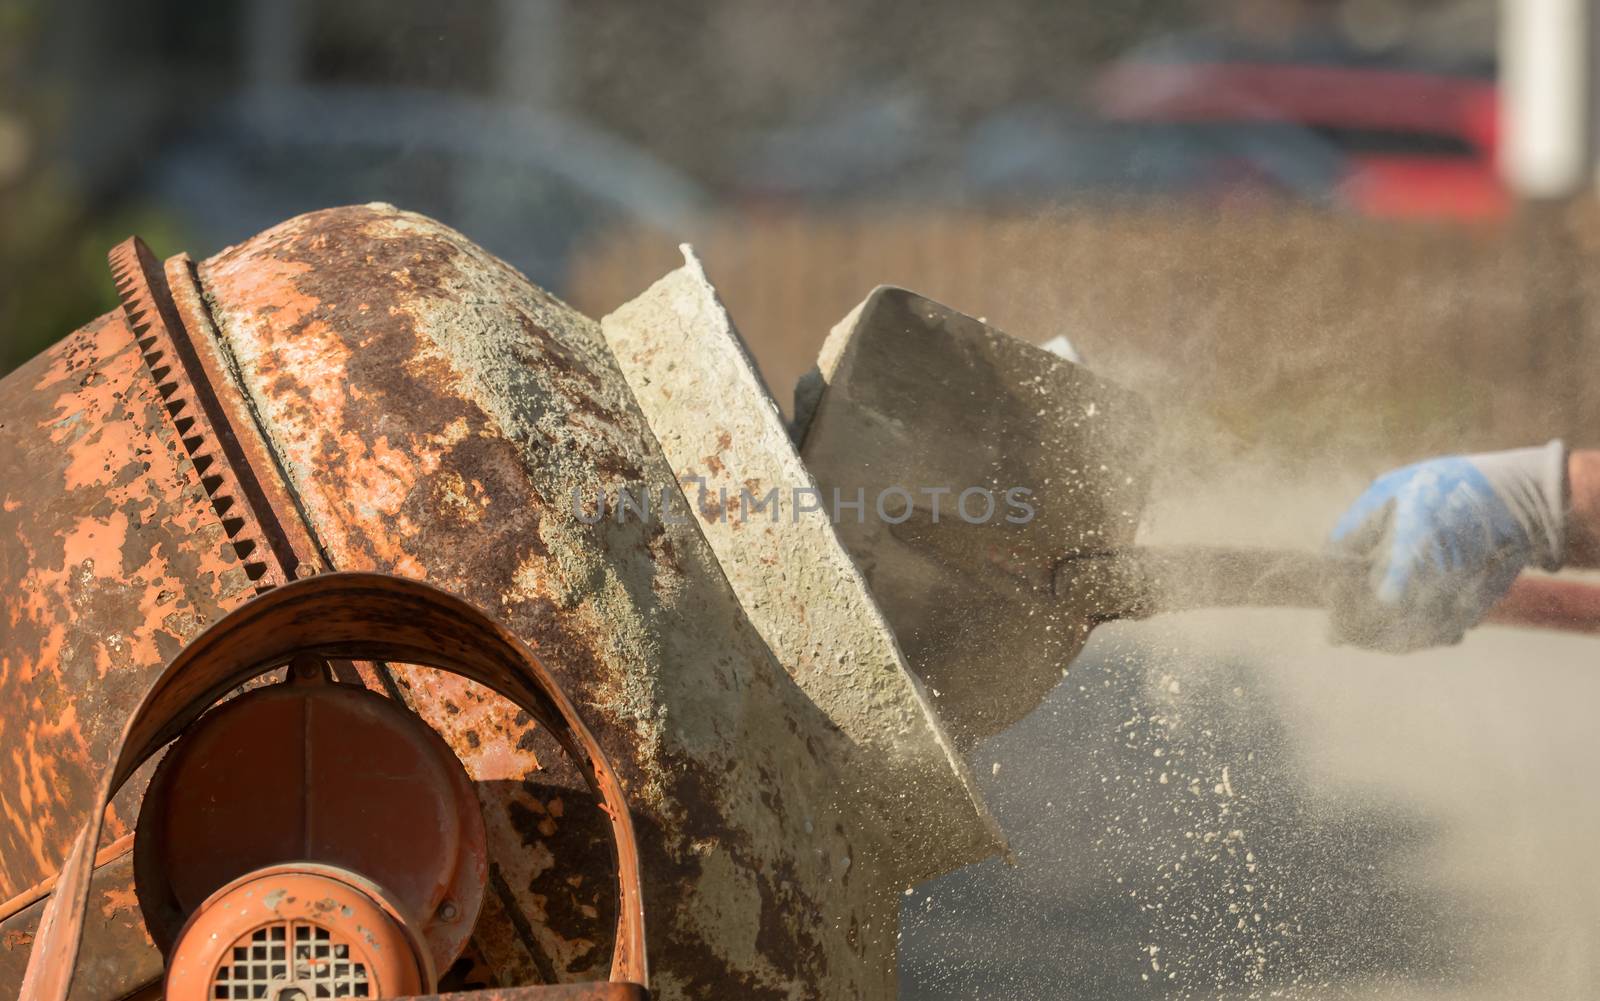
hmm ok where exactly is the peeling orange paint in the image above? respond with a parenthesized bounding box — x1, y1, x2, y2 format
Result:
(0, 311, 255, 902)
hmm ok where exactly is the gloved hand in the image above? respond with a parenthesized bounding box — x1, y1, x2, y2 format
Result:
(1328, 441, 1568, 651)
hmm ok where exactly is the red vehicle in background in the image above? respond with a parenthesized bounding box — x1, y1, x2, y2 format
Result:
(1090, 37, 1506, 220)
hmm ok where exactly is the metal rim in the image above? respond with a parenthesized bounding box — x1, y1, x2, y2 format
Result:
(16, 571, 648, 1001)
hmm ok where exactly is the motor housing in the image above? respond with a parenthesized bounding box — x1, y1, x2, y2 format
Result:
(164, 863, 430, 1000)
(134, 656, 488, 995)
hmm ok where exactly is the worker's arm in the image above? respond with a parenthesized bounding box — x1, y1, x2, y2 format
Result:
(1566, 449, 1600, 567)
(1327, 441, 1577, 651)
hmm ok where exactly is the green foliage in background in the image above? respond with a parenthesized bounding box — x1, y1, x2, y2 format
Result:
(0, 0, 185, 377)
(1, 180, 187, 376)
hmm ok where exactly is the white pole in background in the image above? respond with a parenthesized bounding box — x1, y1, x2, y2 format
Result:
(1500, 0, 1595, 199)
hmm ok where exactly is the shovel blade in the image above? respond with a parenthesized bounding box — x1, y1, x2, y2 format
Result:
(799, 287, 1154, 744)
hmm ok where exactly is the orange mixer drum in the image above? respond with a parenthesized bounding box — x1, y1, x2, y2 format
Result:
(0, 204, 924, 1001)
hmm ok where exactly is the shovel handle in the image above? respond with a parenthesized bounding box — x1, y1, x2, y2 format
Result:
(1053, 546, 1354, 620)
(1055, 545, 1600, 635)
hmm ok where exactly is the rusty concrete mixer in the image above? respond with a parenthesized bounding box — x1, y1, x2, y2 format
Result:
(0, 204, 1008, 1001)
(15, 203, 1596, 1001)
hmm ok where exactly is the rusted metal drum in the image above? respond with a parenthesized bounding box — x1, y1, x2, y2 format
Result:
(0, 204, 997, 999)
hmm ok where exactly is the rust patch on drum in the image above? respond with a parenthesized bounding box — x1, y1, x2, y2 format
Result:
(0, 310, 256, 904)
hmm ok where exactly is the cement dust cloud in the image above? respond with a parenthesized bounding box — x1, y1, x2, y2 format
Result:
(900, 447, 1600, 1000)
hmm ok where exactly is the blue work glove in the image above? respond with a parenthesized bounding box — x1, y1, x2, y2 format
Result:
(1328, 441, 1568, 652)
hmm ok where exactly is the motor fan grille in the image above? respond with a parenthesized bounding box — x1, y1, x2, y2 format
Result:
(211, 921, 371, 999)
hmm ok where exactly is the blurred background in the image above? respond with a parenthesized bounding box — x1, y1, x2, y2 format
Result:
(6, 0, 1598, 464)
(7, 1, 1600, 998)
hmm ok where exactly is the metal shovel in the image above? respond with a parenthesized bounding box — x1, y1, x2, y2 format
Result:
(798, 287, 1600, 747)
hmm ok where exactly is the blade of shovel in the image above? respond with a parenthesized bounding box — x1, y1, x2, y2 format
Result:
(801, 286, 1154, 745)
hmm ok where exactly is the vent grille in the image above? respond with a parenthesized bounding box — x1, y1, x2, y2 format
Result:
(212, 922, 371, 999)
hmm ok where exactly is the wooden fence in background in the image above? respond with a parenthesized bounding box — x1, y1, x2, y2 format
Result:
(567, 205, 1600, 468)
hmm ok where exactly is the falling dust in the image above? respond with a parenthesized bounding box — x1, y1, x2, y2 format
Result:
(679, 204, 1600, 998)
(898, 446, 1600, 999)
(874, 205, 1600, 998)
